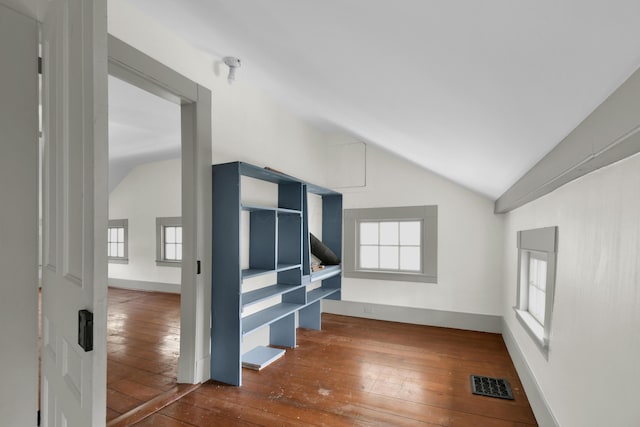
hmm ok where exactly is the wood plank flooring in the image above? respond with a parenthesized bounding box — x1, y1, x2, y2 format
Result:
(107, 288, 181, 422)
(120, 304, 537, 426)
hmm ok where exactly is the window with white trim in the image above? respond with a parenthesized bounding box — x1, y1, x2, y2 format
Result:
(344, 206, 437, 283)
(108, 219, 128, 264)
(156, 217, 182, 266)
(514, 226, 558, 356)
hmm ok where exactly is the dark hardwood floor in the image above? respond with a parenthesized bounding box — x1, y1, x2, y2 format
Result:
(110, 295, 537, 427)
(107, 288, 181, 422)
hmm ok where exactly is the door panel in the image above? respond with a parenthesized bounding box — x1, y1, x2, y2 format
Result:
(0, 3, 38, 425)
(41, 0, 108, 425)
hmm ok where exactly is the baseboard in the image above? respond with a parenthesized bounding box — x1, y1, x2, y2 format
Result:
(501, 319, 559, 427)
(321, 300, 502, 333)
(108, 278, 180, 294)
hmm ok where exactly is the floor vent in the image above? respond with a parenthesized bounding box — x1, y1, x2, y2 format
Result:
(470, 375, 514, 400)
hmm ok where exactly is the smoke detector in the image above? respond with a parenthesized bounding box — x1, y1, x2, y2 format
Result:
(223, 56, 241, 84)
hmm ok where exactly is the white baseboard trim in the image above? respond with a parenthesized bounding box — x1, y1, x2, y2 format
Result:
(321, 300, 502, 333)
(501, 319, 559, 427)
(108, 277, 181, 294)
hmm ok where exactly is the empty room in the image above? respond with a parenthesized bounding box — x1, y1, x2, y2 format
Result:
(1, 1, 639, 427)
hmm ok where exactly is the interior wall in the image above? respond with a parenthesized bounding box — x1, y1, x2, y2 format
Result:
(331, 138, 504, 317)
(108, 0, 329, 188)
(108, 158, 181, 287)
(502, 152, 640, 426)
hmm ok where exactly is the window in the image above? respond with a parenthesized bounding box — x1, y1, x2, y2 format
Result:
(344, 206, 437, 283)
(156, 217, 182, 266)
(107, 219, 128, 264)
(514, 226, 558, 356)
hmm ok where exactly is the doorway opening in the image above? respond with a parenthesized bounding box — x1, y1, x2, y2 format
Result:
(106, 75, 183, 421)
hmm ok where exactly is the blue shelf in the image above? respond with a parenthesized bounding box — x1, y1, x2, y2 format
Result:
(242, 204, 301, 215)
(242, 283, 304, 308)
(276, 263, 300, 272)
(211, 161, 342, 387)
(242, 263, 301, 279)
(306, 287, 340, 305)
(242, 268, 272, 279)
(242, 346, 285, 370)
(303, 265, 341, 284)
(242, 303, 302, 336)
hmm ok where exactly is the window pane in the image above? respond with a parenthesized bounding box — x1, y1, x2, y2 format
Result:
(109, 228, 117, 242)
(528, 287, 546, 325)
(175, 226, 182, 244)
(360, 246, 378, 269)
(360, 222, 378, 245)
(400, 221, 421, 246)
(107, 229, 112, 242)
(379, 246, 399, 269)
(176, 244, 182, 261)
(117, 243, 124, 258)
(400, 246, 421, 271)
(109, 243, 117, 257)
(165, 243, 176, 260)
(165, 226, 176, 243)
(117, 227, 124, 243)
(379, 222, 398, 245)
(529, 255, 547, 292)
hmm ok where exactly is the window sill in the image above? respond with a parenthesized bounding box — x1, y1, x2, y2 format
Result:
(108, 258, 129, 265)
(156, 260, 182, 267)
(344, 269, 436, 283)
(513, 307, 549, 358)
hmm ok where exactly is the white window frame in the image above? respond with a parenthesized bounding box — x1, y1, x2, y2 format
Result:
(156, 217, 182, 267)
(108, 219, 128, 264)
(514, 226, 558, 357)
(344, 206, 437, 283)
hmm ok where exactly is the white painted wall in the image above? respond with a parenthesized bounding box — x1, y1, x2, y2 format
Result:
(108, 158, 181, 286)
(108, 0, 329, 188)
(334, 139, 504, 316)
(502, 153, 640, 427)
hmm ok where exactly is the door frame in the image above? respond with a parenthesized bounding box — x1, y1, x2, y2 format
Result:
(107, 35, 212, 383)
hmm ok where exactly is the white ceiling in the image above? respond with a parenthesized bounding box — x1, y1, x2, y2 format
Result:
(108, 75, 181, 190)
(122, 0, 640, 199)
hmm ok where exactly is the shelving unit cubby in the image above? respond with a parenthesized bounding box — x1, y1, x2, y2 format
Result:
(211, 161, 342, 386)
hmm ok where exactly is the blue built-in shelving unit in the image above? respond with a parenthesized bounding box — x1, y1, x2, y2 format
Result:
(211, 162, 342, 386)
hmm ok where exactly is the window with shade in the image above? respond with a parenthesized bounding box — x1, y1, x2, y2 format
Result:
(156, 217, 182, 266)
(107, 219, 128, 264)
(514, 226, 558, 357)
(344, 206, 437, 283)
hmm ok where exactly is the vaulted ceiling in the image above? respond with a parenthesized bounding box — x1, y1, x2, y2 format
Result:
(118, 0, 640, 199)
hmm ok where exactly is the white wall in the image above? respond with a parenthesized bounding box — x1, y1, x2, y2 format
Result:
(108, 158, 181, 286)
(334, 139, 504, 316)
(502, 153, 640, 427)
(108, 0, 329, 188)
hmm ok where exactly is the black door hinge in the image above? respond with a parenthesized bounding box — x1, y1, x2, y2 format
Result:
(197, 260, 201, 275)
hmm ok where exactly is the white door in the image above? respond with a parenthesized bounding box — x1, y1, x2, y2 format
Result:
(0, 3, 39, 426)
(41, 0, 108, 425)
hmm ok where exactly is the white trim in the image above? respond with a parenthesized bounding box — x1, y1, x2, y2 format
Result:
(495, 67, 640, 213)
(108, 278, 180, 294)
(322, 300, 502, 333)
(502, 319, 560, 427)
(514, 307, 547, 356)
(516, 227, 557, 357)
(108, 36, 212, 385)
